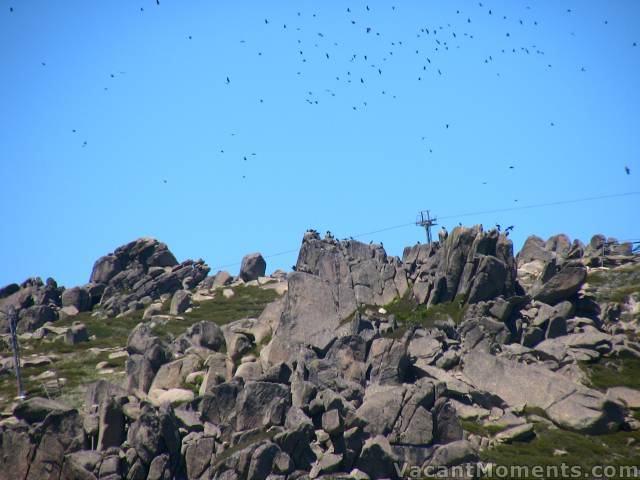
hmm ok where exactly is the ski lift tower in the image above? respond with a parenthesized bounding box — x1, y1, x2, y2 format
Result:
(6, 307, 25, 400)
(416, 210, 438, 244)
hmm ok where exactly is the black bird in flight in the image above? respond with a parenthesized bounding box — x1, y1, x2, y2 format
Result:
(9, 6, 13, 12)
(625, 166, 631, 175)
(509, 165, 514, 169)
(226, 76, 230, 84)
(156, 0, 159, 4)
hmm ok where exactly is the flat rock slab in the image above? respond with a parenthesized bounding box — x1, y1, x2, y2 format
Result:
(494, 423, 535, 444)
(607, 387, 640, 409)
(463, 351, 624, 434)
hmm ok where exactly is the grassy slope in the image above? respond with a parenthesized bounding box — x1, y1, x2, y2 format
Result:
(0, 284, 279, 410)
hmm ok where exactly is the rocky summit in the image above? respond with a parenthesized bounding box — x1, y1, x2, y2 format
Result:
(0, 227, 639, 479)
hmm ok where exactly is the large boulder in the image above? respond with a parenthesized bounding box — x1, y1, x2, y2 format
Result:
(0, 408, 85, 480)
(0, 277, 62, 333)
(463, 350, 624, 434)
(174, 321, 226, 353)
(13, 397, 73, 424)
(357, 380, 436, 446)
(533, 261, 587, 305)
(274, 272, 347, 352)
(89, 238, 209, 315)
(61, 287, 91, 312)
(235, 381, 290, 431)
(239, 252, 267, 282)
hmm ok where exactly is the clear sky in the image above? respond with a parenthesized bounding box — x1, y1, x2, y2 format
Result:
(1, 0, 638, 288)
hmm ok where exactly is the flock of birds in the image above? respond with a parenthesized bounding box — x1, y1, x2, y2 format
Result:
(6, 2, 636, 183)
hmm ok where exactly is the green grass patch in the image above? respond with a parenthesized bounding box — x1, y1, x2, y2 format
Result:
(0, 349, 126, 409)
(151, 285, 280, 342)
(582, 356, 640, 391)
(585, 263, 640, 304)
(482, 423, 640, 476)
(380, 293, 467, 337)
(461, 420, 510, 437)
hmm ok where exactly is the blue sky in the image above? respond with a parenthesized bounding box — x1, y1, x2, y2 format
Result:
(1, 0, 638, 287)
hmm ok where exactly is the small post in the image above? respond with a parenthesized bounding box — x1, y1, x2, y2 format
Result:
(416, 210, 438, 244)
(7, 307, 26, 400)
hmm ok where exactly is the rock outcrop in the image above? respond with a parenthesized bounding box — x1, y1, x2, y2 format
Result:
(0, 277, 62, 333)
(90, 237, 209, 316)
(403, 225, 518, 306)
(0, 226, 638, 479)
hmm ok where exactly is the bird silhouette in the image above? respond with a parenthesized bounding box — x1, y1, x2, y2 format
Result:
(226, 77, 230, 84)
(625, 166, 631, 175)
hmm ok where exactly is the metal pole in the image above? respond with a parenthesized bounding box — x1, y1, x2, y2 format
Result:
(7, 307, 25, 400)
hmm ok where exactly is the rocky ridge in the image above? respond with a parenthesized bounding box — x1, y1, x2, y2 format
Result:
(0, 227, 638, 479)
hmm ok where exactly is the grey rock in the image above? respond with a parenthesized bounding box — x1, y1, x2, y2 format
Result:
(178, 321, 226, 352)
(13, 397, 72, 424)
(236, 381, 290, 431)
(199, 352, 232, 394)
(184, 434, 215, 479)
(494, 423, 535, 443)
(150, 354, 203, 391)
(367, 337, 409, 385)
(240, 253, 267, 282)
(99, 454, 121, 477)
(62, 287, 91, 312)
(321, 409, 343, 435)
(65, 321, 89, 345)
(62, 451, 100, 480)
(200, 381, 242, 425)
(169, 290, 191, 315)
(428, 440, 477, 467)
(356, 435, 398, 480)
(533, 261, 587, 305)
(310, 452, 343, 478)
(463, 350, 624, 434)
(97, 397, 125, 451)
(275, 272, 348, 352)
(247, 442, 279, 480)
(433, 398, 463, 444)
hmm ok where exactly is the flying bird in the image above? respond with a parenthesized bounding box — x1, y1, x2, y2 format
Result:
(625, 166, 631, 175)
(226, 76, 230, 84)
